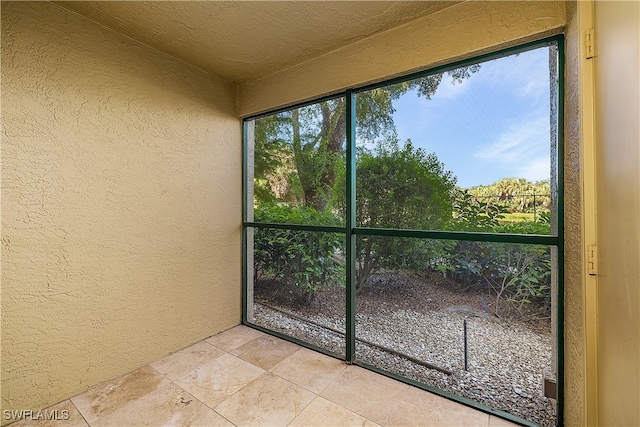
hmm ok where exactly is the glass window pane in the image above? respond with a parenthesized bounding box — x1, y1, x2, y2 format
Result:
(246, 227, 346, 358)
(354, 235, 556, 426)
(247, 97, 346, 226)
(355, 46, 557, 234)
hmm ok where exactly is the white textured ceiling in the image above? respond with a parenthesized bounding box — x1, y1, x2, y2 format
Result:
(56, 1, 457, 84)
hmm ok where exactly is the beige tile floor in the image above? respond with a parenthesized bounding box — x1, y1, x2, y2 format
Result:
(11, 325, 518, 427)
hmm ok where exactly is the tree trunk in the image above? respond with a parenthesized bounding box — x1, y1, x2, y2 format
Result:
(292, 101, 346, 212)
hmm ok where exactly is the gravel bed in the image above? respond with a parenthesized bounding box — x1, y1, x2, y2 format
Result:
(251, 273, 556, 426)
(253, 303, 347, 356)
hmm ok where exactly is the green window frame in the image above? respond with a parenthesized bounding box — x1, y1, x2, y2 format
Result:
(242, 35, 564, 427)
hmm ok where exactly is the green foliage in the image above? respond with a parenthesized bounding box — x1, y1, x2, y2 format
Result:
(410, 64, 482, 100)
(439, 191, 553, 317)
(485, 242, 552, 317)
(442, 190, 502, 288)
(253, 204, 344, 304)
(492, 221, 552, 315)
(495, 220, 551, 235)
(357, 139, 456, 229)
(439, 217, 552, 317)
(449, 188, 507, 232)
(538, 211, 551, 225)
(254, 203, 343, 226)
(350, 140, 456, 290)
(253, 114, 304, 204)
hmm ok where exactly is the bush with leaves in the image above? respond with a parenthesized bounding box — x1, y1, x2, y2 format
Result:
(344, 139, 456, 290)
(489, 221, 552, 317)
(253, 204, 344, 304)
(439, 189, 507, 286)
(441, 191, 552, 317)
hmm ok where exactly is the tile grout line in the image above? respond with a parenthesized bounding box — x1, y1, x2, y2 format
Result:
(147, 361, 239, 426)
(69, 399, 92, 427)
(206, 332, 347, 426)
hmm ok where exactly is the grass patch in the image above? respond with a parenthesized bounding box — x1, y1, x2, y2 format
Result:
(500, 212, 537, 223)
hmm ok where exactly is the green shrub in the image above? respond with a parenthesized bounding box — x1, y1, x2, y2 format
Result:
(254, 204, 344, 304)
(441, 193, 552, 317)
(491, 221, 552, 316)
(350, 140, 456, 290)
(449, 188, 507, 232)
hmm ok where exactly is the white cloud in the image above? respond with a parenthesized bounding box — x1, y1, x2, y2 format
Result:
(477, 116, 547, 161)
(476, 116, 551, 181)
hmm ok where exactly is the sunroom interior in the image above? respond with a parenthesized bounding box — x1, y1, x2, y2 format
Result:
(2, 1, 639, 427)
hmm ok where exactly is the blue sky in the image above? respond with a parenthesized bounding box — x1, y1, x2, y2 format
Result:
(389, 46, 552, 189)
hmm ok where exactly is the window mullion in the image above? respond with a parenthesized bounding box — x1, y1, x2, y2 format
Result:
(345, 89, 357, 363)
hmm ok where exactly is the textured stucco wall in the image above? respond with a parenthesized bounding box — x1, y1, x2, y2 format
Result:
(594, 1, 640, 425)
(562, 3, 587, 425)
(238, 1, 566, 117)
(1, 1, 241, 416)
